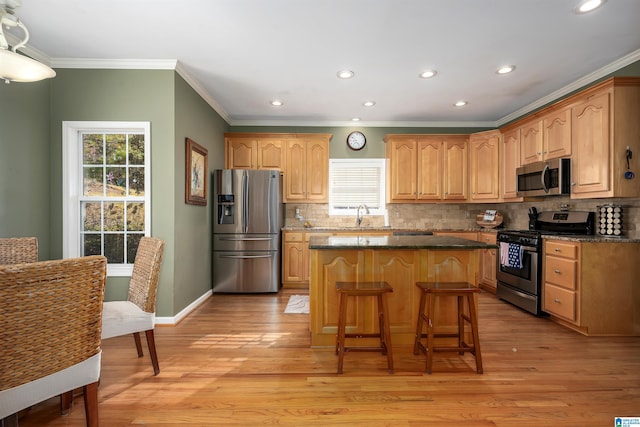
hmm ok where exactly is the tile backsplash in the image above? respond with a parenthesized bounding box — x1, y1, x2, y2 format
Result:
(285, 197, 640, 237)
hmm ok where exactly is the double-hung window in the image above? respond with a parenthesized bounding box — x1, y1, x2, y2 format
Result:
(62, 121, 151, 276)
(329, 159, 385, 216)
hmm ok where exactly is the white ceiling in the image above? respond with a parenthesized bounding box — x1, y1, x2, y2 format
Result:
(11, 0, 640, 127)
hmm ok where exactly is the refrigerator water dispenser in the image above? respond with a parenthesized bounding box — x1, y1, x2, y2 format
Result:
(217, 194, 235, 224)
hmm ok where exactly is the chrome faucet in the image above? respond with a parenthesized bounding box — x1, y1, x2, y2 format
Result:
(356, 204, 369, 227)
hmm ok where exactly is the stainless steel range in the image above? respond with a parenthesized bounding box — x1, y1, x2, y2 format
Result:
(496, 210, 594, 315)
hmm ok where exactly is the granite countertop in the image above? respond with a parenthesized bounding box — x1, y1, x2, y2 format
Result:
(541, 234, 640, 243)
(308, 234, 498, 250)
(283, 226, 495, 233)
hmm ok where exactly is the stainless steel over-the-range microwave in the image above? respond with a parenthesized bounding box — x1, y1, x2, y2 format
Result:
(516, 158, 571, 197)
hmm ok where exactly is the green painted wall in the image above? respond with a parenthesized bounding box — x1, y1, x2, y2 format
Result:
(0, 80, 51, 259)
(48, 69, 179, 315)
(1, 69, 229, 318)
(173, 74, 228, 313)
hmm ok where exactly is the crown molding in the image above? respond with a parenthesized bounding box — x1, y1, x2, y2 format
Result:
(496, 48, 640, 127)
(174, 61, 231, 123)
(227, 119, 496, 128)
(50, 58, 178, 69)
(48, 58, 232, 123)
(10, 38, 640, 129)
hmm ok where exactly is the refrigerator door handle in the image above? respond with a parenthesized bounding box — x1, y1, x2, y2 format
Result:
(219, 254, 274, 259)
(242, 172, 249, 233)
(219, 237, 274, 241)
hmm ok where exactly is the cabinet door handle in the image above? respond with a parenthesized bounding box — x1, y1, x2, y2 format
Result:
(553, 298, 561, 304)
(554, 269, 561, 274)
(554, 248, 561, 252)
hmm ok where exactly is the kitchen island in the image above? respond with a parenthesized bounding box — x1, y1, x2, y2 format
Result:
(308, 234, 497, 347)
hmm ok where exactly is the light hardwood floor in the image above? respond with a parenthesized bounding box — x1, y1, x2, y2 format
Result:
(17, 289, 640, 426)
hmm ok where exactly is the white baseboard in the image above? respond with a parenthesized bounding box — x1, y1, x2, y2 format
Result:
(155, 289, 212, 325)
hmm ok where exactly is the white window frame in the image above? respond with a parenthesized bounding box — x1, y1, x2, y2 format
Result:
(62, 121, 151, 277)
(328, 158, 386, 216)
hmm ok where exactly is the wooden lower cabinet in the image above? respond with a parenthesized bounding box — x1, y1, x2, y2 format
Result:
(478, 232, 497, 293)
(309, 247, 479, 346)
(543, 240, 580, 324)
(282, 230, 390, 288)
(282, 232, 307, 286)
(543, 239, 640, 336)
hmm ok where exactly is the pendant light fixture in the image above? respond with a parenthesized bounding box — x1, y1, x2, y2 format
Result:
(0, 0, 55, 83)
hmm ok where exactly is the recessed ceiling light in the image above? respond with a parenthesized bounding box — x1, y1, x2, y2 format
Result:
(270, 100, 283, 106)
(419, 70, 438, 79)
(351, 117, 361, 121)
(496, 65, 516, 75)
(454, 101, 467, 107)
(363, 101, 376, 107)
(337, 70, 354, 79)
(574, 0, 606, 13)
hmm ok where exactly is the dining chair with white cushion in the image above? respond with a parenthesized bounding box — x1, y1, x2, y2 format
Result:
(0, 255, 107, 427)
(101, 236, 165, 375)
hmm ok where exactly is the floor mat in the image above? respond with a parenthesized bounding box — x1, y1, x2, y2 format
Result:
(284, 295, 309, 314)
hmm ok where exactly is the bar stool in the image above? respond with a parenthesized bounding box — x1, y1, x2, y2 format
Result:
(413, 281, 483, 374)
(335, 281, 394, 374)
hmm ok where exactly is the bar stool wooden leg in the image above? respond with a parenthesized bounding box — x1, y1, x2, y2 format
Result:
(457, 295, 465, 355)
(467, 294, 483, 374)
(379, 293, 394, 374)
(425, 293, 436, 375)
(413, 288, 427, 355)
(336, 292, 348, 374)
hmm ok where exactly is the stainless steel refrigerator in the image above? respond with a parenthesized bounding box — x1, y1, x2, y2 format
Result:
(212, 169, 283, 293)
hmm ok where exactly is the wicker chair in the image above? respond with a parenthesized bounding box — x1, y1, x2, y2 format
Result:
(102, 237, 165, 375)
(0, 237, 38, 265)
(0, 255, 107, 427)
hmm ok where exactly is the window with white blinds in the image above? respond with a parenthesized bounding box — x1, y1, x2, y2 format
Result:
(329, 159, 385, 216)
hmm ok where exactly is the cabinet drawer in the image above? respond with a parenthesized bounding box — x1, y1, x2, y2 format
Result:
(544, 283, 576, 321)
(544, 240, 578, 259)
(544, 256, 577, 289)
(284, 232, 303, 242)
(478, 232, 497, 244)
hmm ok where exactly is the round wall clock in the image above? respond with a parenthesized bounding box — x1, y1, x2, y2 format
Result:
(346, 131, 366, 151)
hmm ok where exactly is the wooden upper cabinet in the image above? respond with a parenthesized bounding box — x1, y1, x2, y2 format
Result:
(443, 138, 468, 200)
(500, 128, 522, 201)
(469, 130, 500, 202)
(520, 119, 544, 165)
(388, 138, 419, 200)
(225, 136, 257, 169)
(543, 107, 571, 160)
(257, 138, 284, 170)
(417, 138, 442, 200)
(520, 108, 571, 165)
(284, 136, 329, 203)
(224, 134, 284, 170)
(385, 134, 467, 202)
(305, 138, 329, 202)
(571, 90, 610, 197)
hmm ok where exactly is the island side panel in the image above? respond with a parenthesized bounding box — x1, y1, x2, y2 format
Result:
(309, 247, 480, 347)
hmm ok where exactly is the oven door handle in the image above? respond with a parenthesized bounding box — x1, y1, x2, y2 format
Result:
(498, 241, 538, 252)
(508, 287, 537, 301)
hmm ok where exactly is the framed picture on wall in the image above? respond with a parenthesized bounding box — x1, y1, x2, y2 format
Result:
(185, 138, 208, 205)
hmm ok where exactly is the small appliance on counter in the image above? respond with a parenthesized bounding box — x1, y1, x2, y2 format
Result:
(476, 210, 503, 229)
